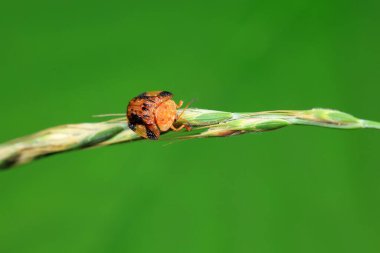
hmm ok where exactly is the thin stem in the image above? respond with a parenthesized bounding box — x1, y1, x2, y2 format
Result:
(0, 108, 378, 170)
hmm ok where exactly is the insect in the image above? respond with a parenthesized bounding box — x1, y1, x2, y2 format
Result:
(127, 91, 191, 140)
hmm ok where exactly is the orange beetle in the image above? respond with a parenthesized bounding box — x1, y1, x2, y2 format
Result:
(127, 91, 191, 140)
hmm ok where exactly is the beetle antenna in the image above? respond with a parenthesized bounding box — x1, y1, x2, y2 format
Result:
(177, 98, 195, 121)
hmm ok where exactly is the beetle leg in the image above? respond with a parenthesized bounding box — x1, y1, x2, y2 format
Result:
(176, 100, 183, 108)
(145, 124, 161, 140)
(171, 124, 192, 132)
(184, 124, 192, 131)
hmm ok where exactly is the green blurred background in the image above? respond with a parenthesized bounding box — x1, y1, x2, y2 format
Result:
(1, 1, 379, 252)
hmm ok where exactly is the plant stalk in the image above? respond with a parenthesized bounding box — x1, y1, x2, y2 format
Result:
(0, 108, 379, 170)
